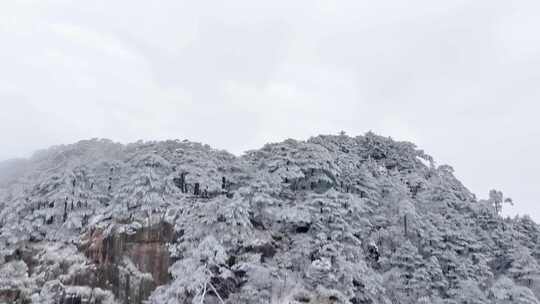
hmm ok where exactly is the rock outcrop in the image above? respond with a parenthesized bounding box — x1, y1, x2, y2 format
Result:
(81, 221, 177, 304)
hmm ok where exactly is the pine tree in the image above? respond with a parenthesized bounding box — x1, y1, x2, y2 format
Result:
(385, 240, 423, 298)
(509, 246, 540, 287)
(424, 256, 448, 297)
(490, 277, 539, 304)
(452, 280, 489, 304)
(487, 189, 513, 215)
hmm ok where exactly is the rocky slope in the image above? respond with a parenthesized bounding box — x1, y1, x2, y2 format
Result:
(1, 133, 539, 304)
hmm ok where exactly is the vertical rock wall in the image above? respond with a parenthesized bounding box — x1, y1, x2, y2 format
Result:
(81, 221, 176, 304)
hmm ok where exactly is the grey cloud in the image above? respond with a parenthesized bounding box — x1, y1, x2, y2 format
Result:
(1, 0, 539, 220)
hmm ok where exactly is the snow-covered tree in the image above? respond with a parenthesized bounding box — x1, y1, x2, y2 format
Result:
(0, 133, 539, 304)
(509, 246, 540, 287)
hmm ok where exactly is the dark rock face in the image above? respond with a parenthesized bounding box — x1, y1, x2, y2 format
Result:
(0, 288, 27, 304)
(4, 246, 38, 273)
(81, 221, 176, 304)
(289, 169, 337, 194)
(59, 293, 82, 304)
(244, 241, 277, 262)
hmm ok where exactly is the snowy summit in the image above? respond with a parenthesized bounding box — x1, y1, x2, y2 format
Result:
(0, 133, 538, 304)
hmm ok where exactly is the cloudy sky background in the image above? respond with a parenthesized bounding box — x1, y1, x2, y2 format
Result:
(1, 0, 539, 219)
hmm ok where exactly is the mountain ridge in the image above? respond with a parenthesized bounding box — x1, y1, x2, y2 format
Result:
(0, 133, 538, 304)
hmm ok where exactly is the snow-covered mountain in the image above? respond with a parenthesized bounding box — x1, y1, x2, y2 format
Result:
(1, 133, 539, 304)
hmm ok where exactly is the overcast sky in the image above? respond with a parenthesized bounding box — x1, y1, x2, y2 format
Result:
(1, 0, 539, 220)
